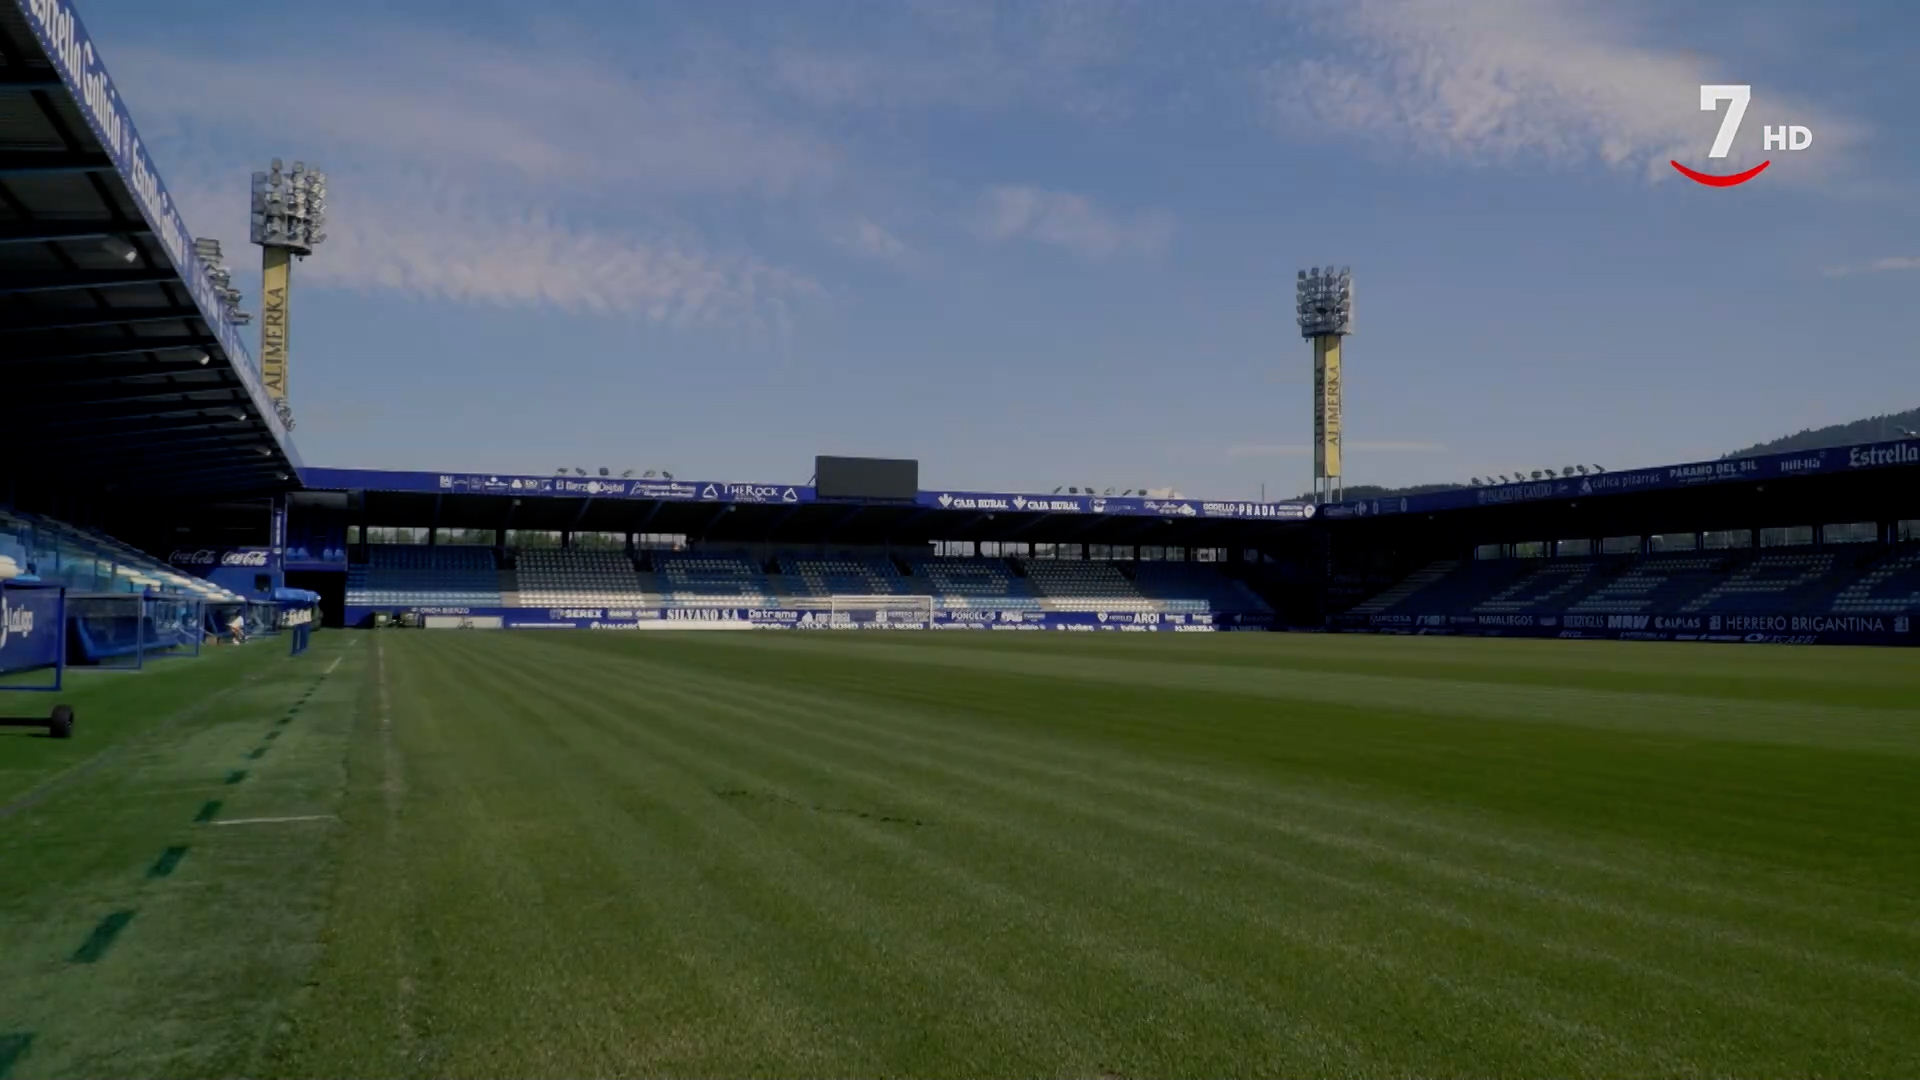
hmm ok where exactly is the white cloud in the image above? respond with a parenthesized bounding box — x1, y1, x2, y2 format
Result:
(764, 0, 1142, 119)
(1227, 441, 1444, 458)
(1260, 0, 1866, 185)
(1821, 256, 1920, 279)
(834, 217, 913, 264)
(171, 172, 818, 328)
(979, 185, 1174, 259)
(116, 35, 839, 198)
(115, 32, 830, 326)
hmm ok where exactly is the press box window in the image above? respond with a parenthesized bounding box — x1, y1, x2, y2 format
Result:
(1822, 522, 1878, 545)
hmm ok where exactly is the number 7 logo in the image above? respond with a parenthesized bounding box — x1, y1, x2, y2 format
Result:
(1701, 85, 1751, 158)
(1672, 84, 1770, 187)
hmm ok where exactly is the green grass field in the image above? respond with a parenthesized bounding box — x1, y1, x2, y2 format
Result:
(3, 629, 1918, 1078)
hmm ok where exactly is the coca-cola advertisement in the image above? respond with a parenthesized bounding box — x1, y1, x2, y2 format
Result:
(169, 548, 272, 568)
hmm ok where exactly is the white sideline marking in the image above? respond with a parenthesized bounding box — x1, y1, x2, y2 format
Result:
(325, 655, 343, 675)
(210, 814, 337, 827)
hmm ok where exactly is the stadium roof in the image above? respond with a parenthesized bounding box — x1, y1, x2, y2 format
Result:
(0, 0, 298, 501)
(1319, 437, 1920, 522)
(301, 467, 1316, 548)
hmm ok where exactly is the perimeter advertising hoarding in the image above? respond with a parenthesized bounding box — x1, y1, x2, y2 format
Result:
(344, 605, 1274, 632)
(15, 0, 291, 452)
(0, 585, 64, 675)
(1335, 611, 1914, 647)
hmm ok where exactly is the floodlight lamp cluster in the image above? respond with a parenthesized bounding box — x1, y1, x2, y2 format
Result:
(556, 467, 675, 481)
(193, 238, 250, 325)
(1468, 464, 1606, 487)
(1296, 265, 1353, 338)
(250, 158, 329, 255)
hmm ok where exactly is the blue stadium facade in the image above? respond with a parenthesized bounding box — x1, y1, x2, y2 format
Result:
(7, 0, 1920, 694)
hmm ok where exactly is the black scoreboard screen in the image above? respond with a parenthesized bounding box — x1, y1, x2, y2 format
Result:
(815, 456, 919, 500)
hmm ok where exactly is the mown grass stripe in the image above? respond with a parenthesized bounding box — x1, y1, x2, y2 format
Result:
(193, 800, 222, 823)
(147, 846, 189, 879)
(0, 1033, 31, 1079)
(70, 911, 136, 964)
(247, 746, 268, 760)
(225, 769, 248, 785)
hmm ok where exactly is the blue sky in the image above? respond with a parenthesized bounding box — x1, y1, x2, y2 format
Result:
(77, 0, 1920, 498)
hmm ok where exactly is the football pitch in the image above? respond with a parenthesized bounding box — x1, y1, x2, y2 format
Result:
(2, 630, 1917, 1078)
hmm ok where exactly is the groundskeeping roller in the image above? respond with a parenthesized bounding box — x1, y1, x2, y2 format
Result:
(0, 582, 76, 738)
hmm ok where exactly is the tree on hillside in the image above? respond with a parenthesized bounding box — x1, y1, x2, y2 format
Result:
(1722, 409, 1920, 459)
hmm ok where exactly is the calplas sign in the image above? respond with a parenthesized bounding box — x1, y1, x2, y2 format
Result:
(17, 0, 287, 448)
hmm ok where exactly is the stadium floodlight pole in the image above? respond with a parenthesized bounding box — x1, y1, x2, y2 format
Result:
(1296, 265, 1352, 504)
(249, 158, 329, 430)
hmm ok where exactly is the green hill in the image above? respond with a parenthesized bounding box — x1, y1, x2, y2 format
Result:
(1721, 409, 1920, 459)
(1297, 409, 1920, 502)
(1297, 482, 1466, 501)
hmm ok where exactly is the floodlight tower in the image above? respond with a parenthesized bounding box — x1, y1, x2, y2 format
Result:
(249, 159, 328, 429)
(1296, 266, 1353, 503)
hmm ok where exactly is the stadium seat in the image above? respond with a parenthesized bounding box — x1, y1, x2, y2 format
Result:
(1020, 560, 1154, 612)
(1348, 560, 1461, 614)
(1473, 559, 1611, 614)
(655, 553, 776, 608)
(1567, 554, 1729, 614)
(778, 554, 906, 598)
(511, 548, 652, 607)
(906, 557, 1041, 611)
(1130, 563, 1274, 614)
(1831, 546, 1920, 614)
(347, 545, 504, 607)
(1682, 552, 1844, 613)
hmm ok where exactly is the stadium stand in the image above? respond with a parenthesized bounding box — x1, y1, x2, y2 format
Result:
(1679, 551, 1849, 613)
(1021, 560, 1154, 612)
(347, 546, 504, 608)
(655, 553, 777, 608)
(907, 557, 1042, 610)
(778, 553, 906, 598)
(1472, 559, 1611, 614)
(1833, 546, 1920, 614)
(1565, 554, 1730, 614)
(1130, 562, 1274, 614)
(1347, 560, 1459, 614)
(0, 511, 242, 605)
(286, 540, 349, 564)
(1338, 542, 1920, 622)
(512, 548, 651, 607)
